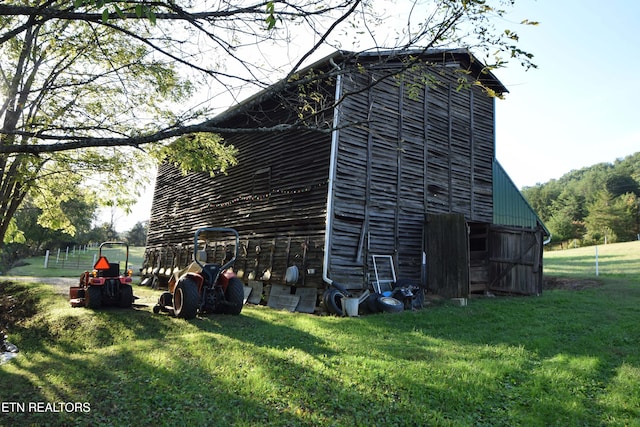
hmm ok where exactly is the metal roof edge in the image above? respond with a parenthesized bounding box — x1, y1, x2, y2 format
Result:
(493, 159, 550, 236)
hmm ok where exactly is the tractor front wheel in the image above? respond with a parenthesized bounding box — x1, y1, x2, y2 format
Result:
(173, 278, 199, 319)
(223, 277, 244, 315)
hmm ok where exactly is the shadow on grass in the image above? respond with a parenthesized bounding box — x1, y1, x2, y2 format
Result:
(353, 278, 640, 423)
(2, 338, 317, 426)
(1, 278, 639, 425)
(1, 286, 346, 425)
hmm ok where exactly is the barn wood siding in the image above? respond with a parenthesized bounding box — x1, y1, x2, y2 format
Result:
(488, 225, 544, 295)
(329, 63, 495, 288)
(145, 123, 332, 288)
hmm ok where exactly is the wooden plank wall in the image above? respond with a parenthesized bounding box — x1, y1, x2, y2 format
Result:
(488, 225, 544, 295)
(330, 63, 496, 288)
(144, 120, 332, 289)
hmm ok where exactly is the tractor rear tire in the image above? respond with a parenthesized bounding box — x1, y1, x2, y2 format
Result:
(174, 278, 199, 319)
(87, 286, 102, 309)
(223, 277, 244, 315)
(118, 284, 133, 308)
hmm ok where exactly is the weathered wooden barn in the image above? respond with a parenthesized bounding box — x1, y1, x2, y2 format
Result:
(143, 49, 549, 310)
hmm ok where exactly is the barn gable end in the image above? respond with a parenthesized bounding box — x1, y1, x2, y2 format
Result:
(327, 53, 499, 289)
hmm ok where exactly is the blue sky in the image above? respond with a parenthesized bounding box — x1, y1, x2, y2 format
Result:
(494, 0, 640, 188)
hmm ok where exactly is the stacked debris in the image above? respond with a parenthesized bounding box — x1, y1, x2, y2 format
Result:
(1, 334, 17, 353)
(0, 280, 29, 364)
(1, 333, 18, 364)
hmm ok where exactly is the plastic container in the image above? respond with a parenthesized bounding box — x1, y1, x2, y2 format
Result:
(341, 297, 360, 317)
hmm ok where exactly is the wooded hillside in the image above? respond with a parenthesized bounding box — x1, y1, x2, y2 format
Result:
(522, 152, 640, 247)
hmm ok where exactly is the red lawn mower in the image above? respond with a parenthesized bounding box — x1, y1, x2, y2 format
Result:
(153, 227, 244, 319)
(70, 241, 134, 309)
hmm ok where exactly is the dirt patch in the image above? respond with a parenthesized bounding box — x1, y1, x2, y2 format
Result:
(3, 276, 77, 296)
(543, 276, 602, 291)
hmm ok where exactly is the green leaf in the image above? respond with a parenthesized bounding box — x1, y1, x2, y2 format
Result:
(150, 133, 238, 176)
(135, 4, 143, 18)
(147, 10, 157, 25)
(265, 16, 276, 30)
(3, 218, 25, 244)
(101, 8, 109, 23)
(114, 4, 124, 19)
(265, 1, 278, 30)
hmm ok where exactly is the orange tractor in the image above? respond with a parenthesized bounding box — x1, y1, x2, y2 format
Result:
(69, 242, 134, 309)
(153, 227, 244, 319)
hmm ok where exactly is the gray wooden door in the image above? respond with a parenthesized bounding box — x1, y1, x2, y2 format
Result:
(488, 225, 543, 295)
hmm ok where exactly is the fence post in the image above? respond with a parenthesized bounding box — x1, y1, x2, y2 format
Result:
(44, 250, 50, 269)
(595, 245, 599, 276)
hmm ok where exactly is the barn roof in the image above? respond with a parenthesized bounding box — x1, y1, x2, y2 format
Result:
(209, 48, 507, 126)
(341, 48, 508, 94)
(493, 160, 550, 236)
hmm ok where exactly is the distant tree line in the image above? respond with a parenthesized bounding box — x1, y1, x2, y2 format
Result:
(522, 152, 640, 248)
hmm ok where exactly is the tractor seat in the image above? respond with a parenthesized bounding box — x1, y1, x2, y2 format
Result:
(201, 264, 221, 284)
(98, 263, 120, 278)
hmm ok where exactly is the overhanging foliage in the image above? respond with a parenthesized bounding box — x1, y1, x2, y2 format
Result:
(1, 0, 538, 245)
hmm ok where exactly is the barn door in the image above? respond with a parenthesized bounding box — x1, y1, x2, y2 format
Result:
(424, 213, 469, 298)
(488, 226, 543, 295)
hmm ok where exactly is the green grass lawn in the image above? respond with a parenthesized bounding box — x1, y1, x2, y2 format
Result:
(1, 242, 639, 426)
(544, 240, 640, 278)
(6, 245, 146, 277)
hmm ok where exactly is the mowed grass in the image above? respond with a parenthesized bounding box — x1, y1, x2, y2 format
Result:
(544, 240, 640, 278)
(1, 242, 639, 426)
(6, 245, 146, 278)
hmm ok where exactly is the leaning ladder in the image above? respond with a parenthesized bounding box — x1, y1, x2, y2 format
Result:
(371, 255, 396, 294)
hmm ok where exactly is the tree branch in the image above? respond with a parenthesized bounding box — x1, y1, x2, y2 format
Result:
(0, 121, 333, 154)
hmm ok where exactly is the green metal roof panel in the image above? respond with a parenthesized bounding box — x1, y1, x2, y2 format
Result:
(493, 160, 550, 235)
